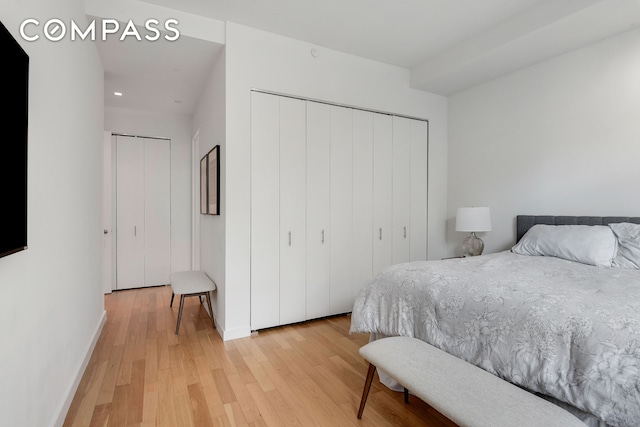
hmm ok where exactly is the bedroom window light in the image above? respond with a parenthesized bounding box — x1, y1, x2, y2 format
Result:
(456, 207, 492, 256)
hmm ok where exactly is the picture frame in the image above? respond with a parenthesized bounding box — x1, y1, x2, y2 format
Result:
(207, 145, 220, 215)
(200, 155, 208, 214)
(200, 145, 220, 215)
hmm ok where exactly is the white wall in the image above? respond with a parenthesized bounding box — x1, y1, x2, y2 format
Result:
(192, 50, 226, 332)
(448, 28, 640, 256)
(222, 22, 448, 339)
(0, 3, 105, 426)
(105, 107, 193, 276)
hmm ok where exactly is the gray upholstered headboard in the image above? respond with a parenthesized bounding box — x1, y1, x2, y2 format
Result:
(516, 215, 640, 243)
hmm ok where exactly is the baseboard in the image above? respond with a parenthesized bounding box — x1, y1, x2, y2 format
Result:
(51, 310, 107, 427)
(220, 324, 251, 341)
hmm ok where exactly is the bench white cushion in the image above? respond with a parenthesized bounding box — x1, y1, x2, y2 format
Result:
(360, 337, 586, 427)
(169, 271, 216, 295)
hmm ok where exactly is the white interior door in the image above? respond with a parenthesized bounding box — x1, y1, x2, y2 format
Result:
(392, 116, 411, 265)
(352, 110, 374, 299)
(279, 96, 307, 325)
(116, 135, 171, 290)
(144, 138, 171, 286)
(410, 119, 428, 261)
(102, 132, 114, 294)
(250, 92, 281, 329)
(329, 105, 353, 314)
(372, 113, 393, 275)
(305, 101, 331, 320)
(116, 136, 145, 289)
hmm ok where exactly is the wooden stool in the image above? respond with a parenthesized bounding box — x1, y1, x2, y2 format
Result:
(169, 271, 216, 335)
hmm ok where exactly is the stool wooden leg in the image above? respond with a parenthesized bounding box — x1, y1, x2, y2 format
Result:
(404, 387, 409, 403)
(205, 291, 215, 329)
(170, 292, 175, 307)
(357, 363, 377, 419)
(176, 295, 186, 335)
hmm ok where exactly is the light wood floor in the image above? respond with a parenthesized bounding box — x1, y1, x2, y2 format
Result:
(63, 285, 457, 427)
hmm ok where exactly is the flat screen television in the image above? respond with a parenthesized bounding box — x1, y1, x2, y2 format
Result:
(0, 22, 28, 258)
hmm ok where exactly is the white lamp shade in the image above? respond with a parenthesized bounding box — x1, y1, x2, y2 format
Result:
(456, 207, 492, 232)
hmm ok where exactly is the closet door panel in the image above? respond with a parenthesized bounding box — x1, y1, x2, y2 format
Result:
(250, 92, 281, 329)
(116, 136, 145, 289)
(410, 119, 428, 261)
(372, 114, 393, 275)
(306, 101, 331, 319)
(279, 96, 307, 325)
(392, 117, 411, 265)
(352, 110, 374, 299)
(329, 105, 353, 314)
(144, 138, 171, 286)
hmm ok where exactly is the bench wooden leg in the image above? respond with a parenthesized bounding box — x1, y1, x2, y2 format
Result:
(176, 295, 186, 335)
(357, 363, 377, 419)
(205, 291, 215, 329)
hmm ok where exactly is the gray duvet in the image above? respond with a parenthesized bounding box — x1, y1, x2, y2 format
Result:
(350, 251, 640, 427)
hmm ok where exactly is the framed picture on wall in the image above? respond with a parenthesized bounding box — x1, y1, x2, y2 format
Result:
(200, 155, 208, 214)
(207, 145, 220, 215)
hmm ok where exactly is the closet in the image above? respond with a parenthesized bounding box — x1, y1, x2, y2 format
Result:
(250, 91, 428, 330)
(115, 135, 171, 290)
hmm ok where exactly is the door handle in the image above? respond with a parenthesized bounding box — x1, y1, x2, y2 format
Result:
(379, 228, 382, 240)
(288, 231, 292, 246)
(134, 226, 137, 236)
(403, 226, 407, 239)
(321, 229, 325, 244)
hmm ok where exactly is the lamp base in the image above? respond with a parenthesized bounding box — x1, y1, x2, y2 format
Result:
(462, 232, 484, 257)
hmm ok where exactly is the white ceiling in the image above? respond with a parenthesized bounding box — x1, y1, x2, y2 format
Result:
(94, 0, 640, 115)
(95, 17, 224, 115)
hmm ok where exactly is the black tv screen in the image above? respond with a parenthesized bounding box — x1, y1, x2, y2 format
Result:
(0, 22, 28, 258)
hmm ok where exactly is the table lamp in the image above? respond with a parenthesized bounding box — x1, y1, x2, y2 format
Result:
(456, 207, 492, 256)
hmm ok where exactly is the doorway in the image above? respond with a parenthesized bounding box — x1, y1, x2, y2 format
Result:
(114, 134, 172, 290)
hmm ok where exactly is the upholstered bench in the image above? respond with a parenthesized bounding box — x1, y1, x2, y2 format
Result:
(169, 271, 216, 335)
(357, 336, 586, 427)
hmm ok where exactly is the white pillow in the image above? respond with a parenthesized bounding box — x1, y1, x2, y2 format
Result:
(609, 222, 640, 269)
(512, 224, 617, 267)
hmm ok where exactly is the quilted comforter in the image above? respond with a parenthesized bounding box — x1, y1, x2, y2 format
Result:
(350, 251, 640, 427)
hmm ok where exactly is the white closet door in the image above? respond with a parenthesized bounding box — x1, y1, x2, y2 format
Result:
(306, 101, 331, 320)
(410, 119, 428, 261)
(352, 110, 374, 299)
(392, 117, 411, 265)
(330, 105, 353, 314)
(116, 136, 145, 289)
(372, 113, 393, 275)
(279, 96, 307, 325)
(250, 92, 281, 329)
(143, 138, 171, 286)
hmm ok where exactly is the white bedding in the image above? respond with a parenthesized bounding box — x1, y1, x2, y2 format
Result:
(350, 251, 640, 427)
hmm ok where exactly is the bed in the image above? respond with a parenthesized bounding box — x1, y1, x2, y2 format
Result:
(350, 215, 640, 427)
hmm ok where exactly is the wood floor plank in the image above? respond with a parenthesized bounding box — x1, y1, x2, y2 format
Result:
(141, 382, 159, 426)
(63, 285, 457, 427)
(226, 373, 262, 424)
(88, 403, 110, 427)
(187, 383, 213, 427)
(68, 360, 108, 427)
(127, 359, 146, 424)
(224, 401, 249, 427)
(95, 344, 124, 406)
(156, 368, 178, 427)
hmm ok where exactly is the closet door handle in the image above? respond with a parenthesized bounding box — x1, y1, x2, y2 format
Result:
(321, 229, 325, 244)
(288, 231, 292, 246)
(379, 228, 382, 240)
(403, 226, 407, 239)
(134, 226, 137, 236)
